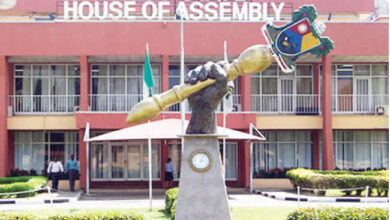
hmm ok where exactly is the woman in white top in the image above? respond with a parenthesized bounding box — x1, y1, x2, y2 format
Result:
(47, 157, 64, 190)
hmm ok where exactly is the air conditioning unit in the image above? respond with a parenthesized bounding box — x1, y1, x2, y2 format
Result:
(375, 105, 388, 115)
(73, 106, 80, 112)
(233, 104, 241, 112)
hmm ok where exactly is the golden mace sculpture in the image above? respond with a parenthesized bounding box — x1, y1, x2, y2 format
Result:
(126, 45, 273, 124)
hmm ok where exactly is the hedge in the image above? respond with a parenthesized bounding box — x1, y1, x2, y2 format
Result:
(288, 207, 389, 220)
(286, 168, 389, 196)
(165, 187, 178, 220)
(0, 176, 48, 198)
(0, 210, 144, 220)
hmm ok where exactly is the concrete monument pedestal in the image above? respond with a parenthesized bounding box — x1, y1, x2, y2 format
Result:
(175, 135, 231, 220)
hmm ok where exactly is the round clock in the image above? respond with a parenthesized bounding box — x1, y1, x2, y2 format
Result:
(188, 150, 213, 173)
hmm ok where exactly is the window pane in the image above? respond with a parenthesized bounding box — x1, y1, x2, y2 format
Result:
(297, 131, 312, 142)
(143, 144, 160, 179)
(168, 143, 181, 178)
(92, 78, 108, 94)
(92, 65, 108, 76)
(33, 65, 49, 76)
(15, 65, 31, 76)
(297, 78, 312, 94)
(297, 143, 312, 168)
(15, 78, 31, 95)
(109, 78, 126, 94)
(278, 143, 295, 168)
(262, 78, 277, 94)
(372, 131, 388, 142)
(354, 65, 369, 76)
(335, 143, 353, 170)
(279, 131, 295, 142)
(68, 65, 80, 76)
(225, 142, 237, 179)
(372, 78, 387, 95)
(372, 144, 389, 169)
(91, 144, 109, 179)
(262, 65, 277, 76)
(111, 145, 125, 178)
(355, 143, 371, 170)
(128, 145, 141, 178)
(296, 65, 312, 76)
(109, 65, 125, 76)
(51, 77, 66, 95)
(51, 65, 66, 76)
(127, 65, 142, 76)
(372, 65, 387, 76)
(251, 77, 260, 94)
(354, 131, 370, 142)
(68, 78, 80, 95)
(32, 144, 45, 174)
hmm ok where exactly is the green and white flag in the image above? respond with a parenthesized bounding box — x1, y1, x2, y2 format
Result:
(143, 44, 155, 100)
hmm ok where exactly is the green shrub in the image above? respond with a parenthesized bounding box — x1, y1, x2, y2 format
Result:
(165, 187, 178, 219)
(287, 207, 389, 220)
(0, 210, 144, 220)
(286, 168, 389, 197)
(0, 176, 48, 198)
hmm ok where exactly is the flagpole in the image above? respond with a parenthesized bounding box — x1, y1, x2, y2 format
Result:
(222, 41, 228, 180)
(179, 10, 185, 153)
(146, 43, 153, 211)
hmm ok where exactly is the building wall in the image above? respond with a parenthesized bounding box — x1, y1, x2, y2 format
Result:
(0, 2, 388, 188)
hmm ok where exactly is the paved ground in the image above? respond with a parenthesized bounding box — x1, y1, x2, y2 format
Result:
(0, 188, 388, 212)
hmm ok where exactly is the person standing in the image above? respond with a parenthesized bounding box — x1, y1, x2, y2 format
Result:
(47, 157, 63, 191)
(165, 158, 174, 188)
(65, 154, 80, 192)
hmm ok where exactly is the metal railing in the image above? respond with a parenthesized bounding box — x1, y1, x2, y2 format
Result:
(10, 95, 80, 114)
(90, 94, 143, 111)
(251, 94, 320, 114)
(332, 94, 389, 114)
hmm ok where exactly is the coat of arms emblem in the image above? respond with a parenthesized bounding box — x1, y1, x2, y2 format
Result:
(262, 5, 334, 73)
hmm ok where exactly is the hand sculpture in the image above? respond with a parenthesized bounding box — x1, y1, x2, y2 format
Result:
(185, 61, 228, 134)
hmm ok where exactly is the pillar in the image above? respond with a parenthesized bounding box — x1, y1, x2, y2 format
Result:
(80, 55, 89, 111)
(238, 141, 250, 188)
(161, 55, 169, 92)
(321, 55, 334, 170)
(161, 140, 169, 188)
(312, 130, 320, 169)
(0, 56, 9, 177)
(79, 129, 87, 189)
(239, 75, 252, 111)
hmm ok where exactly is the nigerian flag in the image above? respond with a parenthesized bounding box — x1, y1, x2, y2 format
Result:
(143, 44, 155, 100)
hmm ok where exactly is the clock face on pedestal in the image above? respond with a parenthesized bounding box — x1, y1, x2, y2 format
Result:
(189, 150, 213, 173)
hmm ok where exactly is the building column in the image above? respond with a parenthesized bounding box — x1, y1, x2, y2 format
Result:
(238, 141, 250, 188)
(0, 56, 9, 177)
(161, 140, 169, 188)
(312, 130, 320, 169)
(79, 129, 87, 190)
(80, 55, 89, 111)
(239, 75, 251, 111)
(161, 55, 169, 92)
(321, 55, 334, 170)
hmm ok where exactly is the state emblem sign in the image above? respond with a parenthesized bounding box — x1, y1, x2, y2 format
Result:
(262, 5, 334, 73)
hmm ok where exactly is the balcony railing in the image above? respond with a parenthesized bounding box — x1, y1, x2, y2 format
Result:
(332, 94, 389, 114)
(167, 94, 242, 112)
(10, 95, 80, 114)
(251, 94, 320, 114)
(90, 94, 143, 112)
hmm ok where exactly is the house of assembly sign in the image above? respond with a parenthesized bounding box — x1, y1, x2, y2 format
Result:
(63, 1, 285, 21)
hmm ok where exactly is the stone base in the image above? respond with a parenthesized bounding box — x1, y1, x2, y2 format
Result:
(175, 136, 231, 220)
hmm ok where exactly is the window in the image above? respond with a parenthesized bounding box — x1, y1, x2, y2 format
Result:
(333, 130, 389, 170)
(327, 64, 389, 113)
(14, 131, 79, 174)
(251, 65, 315, 113)
(91, 64, 161, 111)
(253, 131, 313, 177)
(168, 142, 182, 179)
(13, 64, 80, 113)
(90, 137, 161, 180)
(220, 142, 238, 180)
